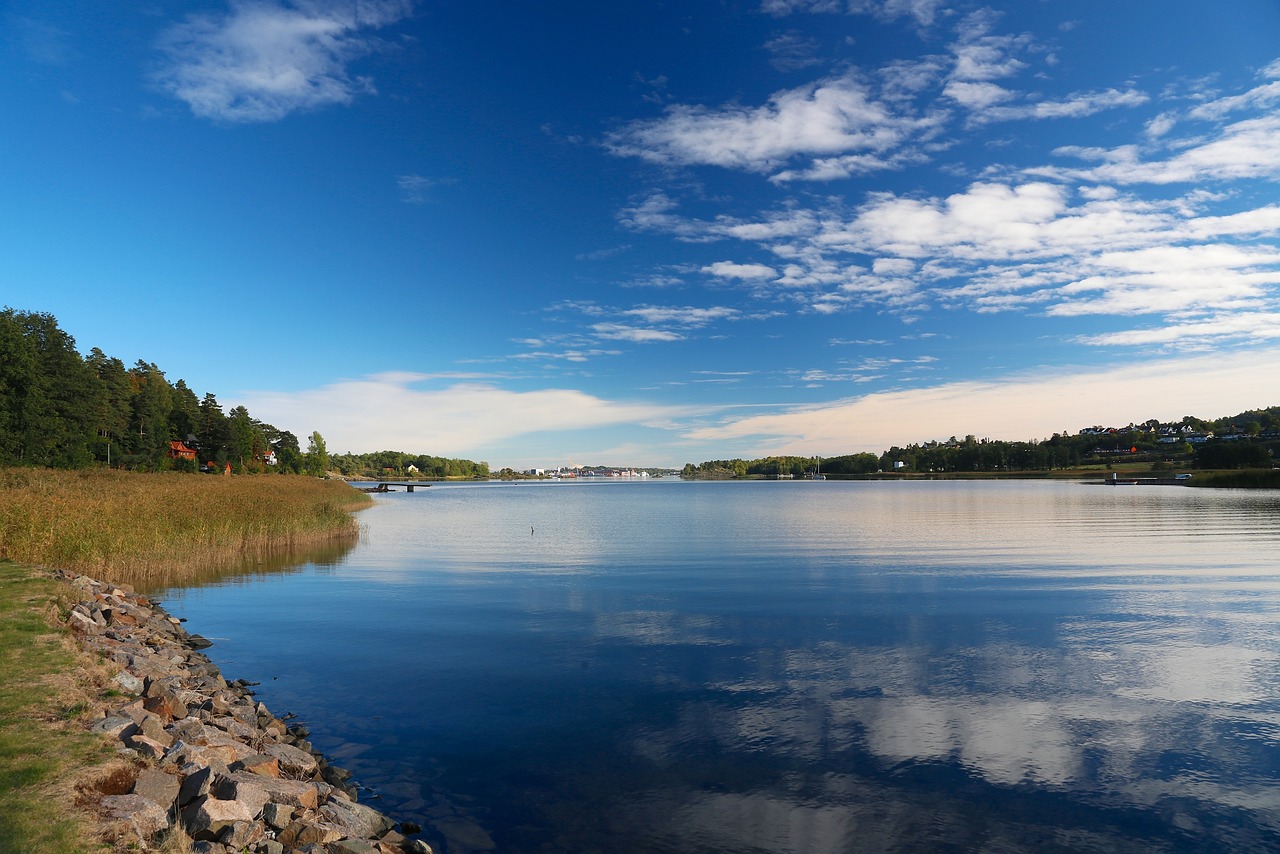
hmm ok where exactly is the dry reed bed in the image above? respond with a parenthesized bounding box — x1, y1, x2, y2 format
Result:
(0, 468, 371, 589)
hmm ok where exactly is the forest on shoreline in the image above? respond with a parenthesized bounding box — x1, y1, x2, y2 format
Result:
(682, 406, 1280, 478)
(0, 308, 488, 478)
(2, 308, 1275, 481)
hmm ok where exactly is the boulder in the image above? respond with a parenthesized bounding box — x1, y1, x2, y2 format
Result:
(234, 753, 281, 778)
(131, 768, 180, 813)
(261, 801, 295, 830)
(263, 741, 319, 776)
(276, 818, 343, 847)
(181, 794, 254, 841)
(220, 818, 266, 849)
(249, 775, 320, 810)
(178, 761, 232, 807)
(101, 793, 171, 840)
(329, 840, 381, 854)
(91, 715, 136, 738)
(210, 771, 270, 818)
(319, 797, 396, 839)
(113, 670, 145, 695)
(67, 609, 101, 634)
(126, 733, 169, 760)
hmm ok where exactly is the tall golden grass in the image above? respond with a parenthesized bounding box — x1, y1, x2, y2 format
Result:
(0, 468, 371, 590)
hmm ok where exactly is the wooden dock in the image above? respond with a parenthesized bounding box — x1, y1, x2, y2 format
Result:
(365, 482, 431, 493)
(1103, 473, 1191, 486)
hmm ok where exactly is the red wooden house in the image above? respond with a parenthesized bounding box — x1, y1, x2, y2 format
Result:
(167, 441, 197, 461)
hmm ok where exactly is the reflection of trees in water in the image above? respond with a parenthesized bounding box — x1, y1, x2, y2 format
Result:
(140, 532, 358, 593)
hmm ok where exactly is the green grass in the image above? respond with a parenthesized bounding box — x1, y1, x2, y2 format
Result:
(0, 469, 375, 851)
(0, 561, 112, 853)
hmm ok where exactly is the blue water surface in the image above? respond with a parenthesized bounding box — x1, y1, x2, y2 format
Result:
(158, 479, 1280, 853)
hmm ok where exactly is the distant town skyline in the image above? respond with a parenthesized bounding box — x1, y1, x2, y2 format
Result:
(4, 1, 1279, 467)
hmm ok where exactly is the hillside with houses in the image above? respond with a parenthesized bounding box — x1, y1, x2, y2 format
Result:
(682, 408, 1280, 478)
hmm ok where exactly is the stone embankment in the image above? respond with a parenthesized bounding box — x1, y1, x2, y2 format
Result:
(56, 569, 433, 854)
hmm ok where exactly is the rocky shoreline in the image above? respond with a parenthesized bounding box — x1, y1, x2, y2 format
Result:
(56, 569, 433, 854)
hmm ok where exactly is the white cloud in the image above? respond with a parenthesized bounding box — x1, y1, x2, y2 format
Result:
(1058, 115, 1280, 185)
(943, 80, 1014, 109)
(1077, 312, 1280, 346)
(634, 177, 1280, 341)
(155, 0, 411, 122)
(606, 73, 934, 177)
(702, 261, 779, 281)
(240, 373, 689, 456)
(1188, 79, 1280, 121)
(849, 0, 947, 27)
(624, 306, 742, 325)
(592, 324, 685, 343)
(760, 0, 945, 27)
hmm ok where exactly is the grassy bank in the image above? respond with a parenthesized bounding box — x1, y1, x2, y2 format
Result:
(0, 468, 372, 590)
(0, 469, 373, 851)
(0, 561, 118, 852)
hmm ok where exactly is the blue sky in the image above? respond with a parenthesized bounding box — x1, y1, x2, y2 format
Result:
(4, 0, 1280, 468)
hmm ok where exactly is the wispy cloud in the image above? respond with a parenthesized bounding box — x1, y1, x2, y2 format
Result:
(155, 0, 412, 123)
(240, 372, 692, 458)
(10, 16, 77, 66)
(397, 173, 452, 204)
(760, 0, 946, 28)
(592, 324, 685, 343)
(764, 31, 824, 73)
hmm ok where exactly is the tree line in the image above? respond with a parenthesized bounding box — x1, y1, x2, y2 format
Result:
(0, 308, 487, 478)
(0, 308, 332, 473)
(682, 408, 1280, 478)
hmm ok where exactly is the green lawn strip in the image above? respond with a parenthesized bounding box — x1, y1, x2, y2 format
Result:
(0, 560, 112, 853)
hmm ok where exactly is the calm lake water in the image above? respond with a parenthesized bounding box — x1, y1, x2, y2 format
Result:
(158, 479, 1280, 853)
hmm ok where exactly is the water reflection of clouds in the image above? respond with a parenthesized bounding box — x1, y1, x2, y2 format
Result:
(610, 621, 1280, 847)
(359, 483, 1280, 848)
(593, 609, 734, 647)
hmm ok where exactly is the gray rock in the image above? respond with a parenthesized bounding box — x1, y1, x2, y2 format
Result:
(220, 818, 266, 849)
(247, 775, 320, 810)
(189, 841, 228, 854)
(91, 715, 136, 738)
(211, 770, 271, 818)
(178, 761, 232, 807)
(319, 797, 396, 839)
(68, 609, 101, 634)
(131, 768, 180, 813)
(181, 794, 254, 841)
(327, 839, 380, 854)
(126, 733, 169, 760)
(262, 741, 319, 775)
(101, 793, 171, 840)
(113, 670, 145, 694)
(261, 801, 294, 830)
(276, 818, 343, 847)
